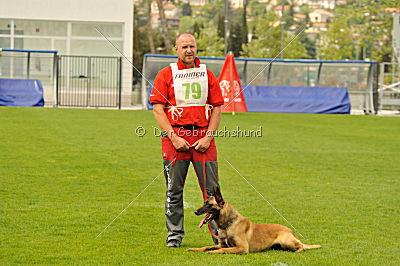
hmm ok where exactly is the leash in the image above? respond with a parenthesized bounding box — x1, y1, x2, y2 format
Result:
(180, 131, 219, 239)
(201, 151, 219, 239)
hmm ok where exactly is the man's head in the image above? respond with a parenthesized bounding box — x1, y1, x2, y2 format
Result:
(175, 33, 197, 68)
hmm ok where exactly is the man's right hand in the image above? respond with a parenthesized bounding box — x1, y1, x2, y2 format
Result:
(153, 104, 190, 152)
(171, 134, 190, 151)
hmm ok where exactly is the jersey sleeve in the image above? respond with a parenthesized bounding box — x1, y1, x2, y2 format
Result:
(150, 67, 170, 105)
(207, 70, 224, 107)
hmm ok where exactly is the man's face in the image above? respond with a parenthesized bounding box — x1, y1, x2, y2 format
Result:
(176, 35, 197, 67)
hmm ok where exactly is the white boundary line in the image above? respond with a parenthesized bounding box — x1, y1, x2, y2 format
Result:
(95, 161, 172, 238)
(224, 158, 305, 239)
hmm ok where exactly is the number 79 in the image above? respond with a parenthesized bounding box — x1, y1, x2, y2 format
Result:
(183, 82, 202, 100)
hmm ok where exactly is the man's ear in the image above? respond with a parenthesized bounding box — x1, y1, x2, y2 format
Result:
(213, 186, 224, 205)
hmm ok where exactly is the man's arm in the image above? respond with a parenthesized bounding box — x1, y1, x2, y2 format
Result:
(153, 104, 190, 151)
(193, 106, 221, 152)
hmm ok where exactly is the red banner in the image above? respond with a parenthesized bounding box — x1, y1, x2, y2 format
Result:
(217, 53, 248, 113)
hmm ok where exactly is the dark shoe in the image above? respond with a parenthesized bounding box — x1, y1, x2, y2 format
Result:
(166, 240, 181, 248)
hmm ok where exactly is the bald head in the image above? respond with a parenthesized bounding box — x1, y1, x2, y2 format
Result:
(175, 33, 197, 68)
(176, 33, 196, 46)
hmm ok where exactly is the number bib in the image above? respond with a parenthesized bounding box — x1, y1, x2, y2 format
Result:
(170, 63, 208, 106)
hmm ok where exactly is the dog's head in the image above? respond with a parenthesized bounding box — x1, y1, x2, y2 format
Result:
(195, 186, 225, 228)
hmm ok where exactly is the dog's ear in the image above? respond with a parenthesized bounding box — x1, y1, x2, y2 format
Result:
(213, 186, 224, 205)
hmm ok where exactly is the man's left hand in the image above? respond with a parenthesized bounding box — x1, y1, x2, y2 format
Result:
(193, 136, 212, 153)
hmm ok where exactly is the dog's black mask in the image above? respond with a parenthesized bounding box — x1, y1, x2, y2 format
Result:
(194, 187, 224, 228)
(195, 201, 220, 217)
(194, 200, 220, 228)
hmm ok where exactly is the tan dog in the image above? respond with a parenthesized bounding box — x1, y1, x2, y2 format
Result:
(187, 187, 321, 254)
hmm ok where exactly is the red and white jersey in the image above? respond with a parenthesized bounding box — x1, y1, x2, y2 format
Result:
(150, 58, 224, 127)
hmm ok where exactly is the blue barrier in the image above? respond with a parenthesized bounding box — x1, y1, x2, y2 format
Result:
(243, 86, 350, 114)
(147, 85, 153, 110)
(0, 79, 44, 107)
(148, 85, 350, 114)
(144, 54, 378, 64)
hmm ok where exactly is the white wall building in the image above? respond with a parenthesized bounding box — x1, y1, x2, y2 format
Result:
(0, 0, 133, 107)
(230, 0, 245, 9)
(309, 9, 334, 23)
(186, 0, 209, 6)
(293, 0, 337, 9)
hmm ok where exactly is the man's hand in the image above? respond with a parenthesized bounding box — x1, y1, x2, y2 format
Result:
(193, 136, 213, 153)
(171, 134, 190, 152)
(153, 104, 190, 152)
(192, 106, 220, 153)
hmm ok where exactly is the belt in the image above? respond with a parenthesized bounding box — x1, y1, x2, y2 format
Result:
(172, 125, 204, 130)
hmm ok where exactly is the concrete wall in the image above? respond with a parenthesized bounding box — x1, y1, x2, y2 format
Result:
(0, 0, 134, 108)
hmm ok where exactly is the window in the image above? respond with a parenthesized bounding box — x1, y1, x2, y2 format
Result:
(0, 19, 11, 35)
(72, 23, 122, 38)
(13, 20, 67, 36)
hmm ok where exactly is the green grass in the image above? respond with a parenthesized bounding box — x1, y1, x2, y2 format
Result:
(0, 107, 399, 265)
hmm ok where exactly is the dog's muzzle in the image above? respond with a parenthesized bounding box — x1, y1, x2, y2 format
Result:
(198, 213, 213, 228)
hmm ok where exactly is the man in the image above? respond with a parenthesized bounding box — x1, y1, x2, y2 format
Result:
(150, 33, 224, 248)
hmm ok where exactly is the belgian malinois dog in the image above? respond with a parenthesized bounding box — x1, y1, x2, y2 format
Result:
(187, 187, 321, 254)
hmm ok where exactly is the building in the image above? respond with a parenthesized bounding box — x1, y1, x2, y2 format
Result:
(309, 9, 334, 24)
(293, 13, 307, 22)
(230, 0, 245, 9)
(186, 0, 209, 6)
(274, 5, 291, 17)
(150, 1, 180, 30)
(293, 0, 337, 9)
(0, 0, 133, 107)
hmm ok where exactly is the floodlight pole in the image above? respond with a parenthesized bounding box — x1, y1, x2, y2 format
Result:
(280, 0, 285, 59)
(224, 0, 230, 55)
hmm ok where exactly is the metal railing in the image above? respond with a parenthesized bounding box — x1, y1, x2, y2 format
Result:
(0, 48, 58, 106)
(0, 49, 123, 108)
(142, 54, 379, 114)
(379, 62, 400, 111)
(57, 55, 122, 108)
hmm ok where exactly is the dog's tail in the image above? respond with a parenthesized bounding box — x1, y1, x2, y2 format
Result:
(303, 244, 321, 250)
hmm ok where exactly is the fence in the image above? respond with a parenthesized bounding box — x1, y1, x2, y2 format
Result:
(57, 55, 122, 108)
(379, 62, 400, 111)
(0, 50, 384, 112)
(142, 54, 379, 114)
(0, 48, 57, 105)
(0, 49, 123, 108)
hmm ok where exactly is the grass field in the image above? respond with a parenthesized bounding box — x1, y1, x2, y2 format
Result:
(0, 107, 399, 265)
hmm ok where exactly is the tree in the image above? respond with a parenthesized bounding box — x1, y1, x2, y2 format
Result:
(217, 14, 225, 39)
(251, 24, 257, 40)
(179, 16, 195, 34)
(318, 17, 355, 60)
(325, 0, 400, 62)
(230, 22, 244, 56)
(241, 13, 308, 59)
(156, 0, 172, 53)
(200, 0, 225, 23)
(193, 21, 202, 37)
(182, 3, 192, 17)
(146, 0, 155, 54)
(301, 35, 316, 59)
(242, 0, 249, 45)
(195, 21, 225, 57)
